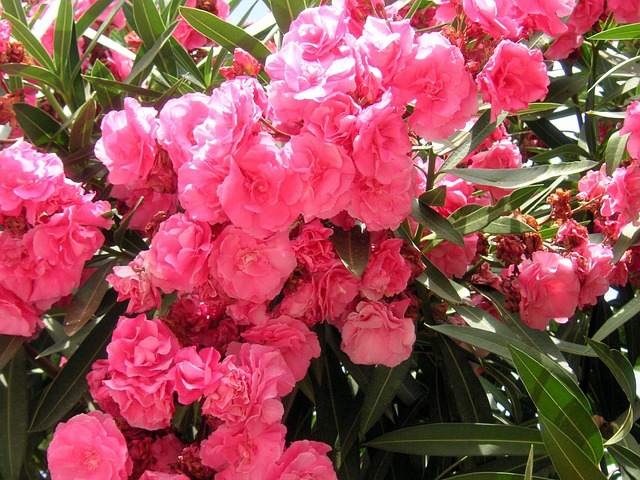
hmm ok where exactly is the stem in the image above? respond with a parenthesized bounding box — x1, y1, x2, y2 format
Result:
(23, 343, 60, 378)
(260, 117, 292, 139)
(426, 149, 437, 191)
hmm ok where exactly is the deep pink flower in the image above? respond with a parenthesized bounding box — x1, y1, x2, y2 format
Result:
(200, 422, 286, 480)
(265, 440, 337, 480)
(301, 92, 360, 146)
(283, 5, 348, 59)
(316, 260, 360, 326)
(0, 284, 42, 336)
(48, 411, 132, 480)
(576, 244, 613, 309)
(469, 140, 523, 199)
(291, 220, 337, 273)
(173, 0, 230, 50)
(149, 433, 184, 473)
(170, 346, 222, 405)
(209, 226, 297, 303)
(277, 280, 321, 326)
(139, 472, 189, 480)
(478, 41, 550, 115)
(545, 31, 584, 61)
(110, 185, 178, 232)
(607, 0, 640, 24)
(357, 17, 415, 81)
(144, 213, 213, 293)
(569, 0, 604, 34)
(341, 299, 416, 367)
(621, 101, 640, 160)
(517, 251, 580, 330)
(177, 155, 229, 225)
(514, 0, 576, 36)
(462, 0, 520, 38)
(361, 238, 412, 300)
(242, 315, 321, 381)
(425, 235, 479, 279)
(603, 164, 640, 225)
(107, 251, 163, 315)
(95, 98, 158, 189)
(86, 360, 121, 418)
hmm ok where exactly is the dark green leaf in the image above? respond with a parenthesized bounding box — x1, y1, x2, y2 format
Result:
(416, 258, 468, 305)
(132, 0, 176, 74)
(525, 444, 535, 480)
(63, 259, 117, 336)
(13, 103, 69, 148)
(418, 186, 447, 207)
(613, 222, 640, 263)
(179, 6, 272, 60)
(592, 295, 640, 342)
(431, 324, 522, 359)
(365, 423, 546, 456)
(0, 64, 64, 91)
(53, 0, 73, 72)
(437, 336, 493, 423)
(89, 60, 122, 111)
(267, 0, 306, 33)
(69, 98, 97, 153)
(538, 414, 606, 480)
(514, 102, 563, 116)
(609, 444, 640, 479)
(83, 75, 163, 98)
(2, 13, 56, 71)
(30, 302, 127, 432)
(482, 217, 535, 235)
(0, 336, 25, 372)
(605, 131, 630, 176)
(0, 349, 27, 480)
(509, 345, 603, 463)
(437, 110, 508, 175)
(526, 118, 577, 148)
(411, 201, 464, 246)
(76, 0, 117, 34)
(544, 75, 588, 105)
(331, 225, 370, 279)
(169, 38, 207, 88)
(528, 144, 592, 164)
(444, 161, 596, 189)
(446, 474, 550, 480)
(360, 358, 412, 436)
(590, 24, 640, 40)
(125, 19, 180, 82)
(1, 0, 27, 24)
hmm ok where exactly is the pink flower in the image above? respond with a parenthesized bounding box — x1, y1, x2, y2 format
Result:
(95, 98, 158, 189)
(220, 134, 302, 237)
(200, 422, 286, 480)
(202, 343, 294, 425)
(105, 49, 133, 82)
(283, 5, 348, 59)
(284, 133, 355, 219)
(110, 185, 178, 232)
(341, 299, 416, 367)
(107, 314, 180, 379)
(0, 20, 11, 53)
(107, 251, 163, 315)
(242, 315, 321, 381)
(177, 156, 229, 225)
(434, 172, 479, 217)
(357, 17, 415, 81)
(607, 0, 640, 24)
(517, 251, 580, 330)
(265, 440, 337, 480)
(0, 284, 42, 336)
(478, 41, 550, 115)
(394, 33, 478, 141)
(316, 260, 361, 325)
(105, 374, 176, 430)
(277, 280, 321, 326)
(140, 472, 189, 480)
(621, 101, 640, 160)
(171, 346, 222, 405)
(209, 226, 297, 303)
(157, 93, 213, 170)
(577, 165, 609, 202)
(568, 0, 604, 34)
(266, 42, 356, 124)
(425, 235, 479, 279)
(348, 173, 414, 231)
(469, 140, 523, 199)
(48, 411, 132, 480)
(514, 0, 576, 36)
(291, 220, 337, 273)
(576, 244, 613, 309)
(361, 238, 412, 300)
(545, 31, 583, 61)
(301, 92, 360, 146)
(86, 360, 121, 418)
(603, 164, 640, 225)
(149, 433, 184, 473)
(556, 218, 590, 252)
(462, 0, 520, 38)
(144, 213, 213, 293)
(173, 0, 230, 50)
(352, 93, 412, 184)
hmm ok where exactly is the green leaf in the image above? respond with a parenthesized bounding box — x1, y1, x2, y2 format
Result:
(589, 23, 640, 40)
(0, 336, 25, 372)
(30, 302, 127, 432)
(53, 0, 73, 72)
(609, 444, 640, 479)
(2, 13, 56, 72)
(418, 186, 447, 207)
(538, 414, 606, 480)
(360, 358, 412, 436)
(451, 186, 539, 235)
(482, 217, 535, 235)
(613, 221, 640, 263)
(331, 225, 370, 279)
(526, 118, 577, 148)
(132, 0, 176, 74)
(114, 196, 145, 247)
(168, 38, 207, 88)
(444, 161, 597, 189)
(592, 295, 640, 342)
(525, 444, 535, 480)
(365, 423, 546, 457)
(437, 110, 508, 175)
(445, 474, 550, 480)
(437, 336, 493, 423)
(1, 0, 27, 24)
(514, 102, 563, 116)
(83, 75, 164, 98)
(584, 338, 636, 445)
(63, 259, 117, 336)
(411, 201, 464, 246)
(0, 64, 64, 91)
(416, 258, 469, 305)
(0, 349, 27, 480)
(179, 6, 272, 60)
(544, 75, 588, 105)
(509, 345, 603, 464)
(13, 103, 69, 148)
(69, 98, 97, 152)
(77, 0, 116, 34)
(125, 19, 180, 83)
(528, 144, 592, 163)
(605, 131, 630, 176)
(430, 324, 523, 359)
(267, 0, 306, 33)
(89, 60, 122, 111)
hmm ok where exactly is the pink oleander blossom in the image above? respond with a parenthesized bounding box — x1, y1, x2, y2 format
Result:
(107, 251, 163, 315)
(265, 441, 337, 480)
(291, 220, 337, 273)
(361, 238, 412, 300)
(607, 0, 640, 24)
(0, 284, 42, 336)
(620, 101, 640, 160)
(462, 0, 520, 38)
(171, 346, 222, 405)
(514, 0, 576, 36)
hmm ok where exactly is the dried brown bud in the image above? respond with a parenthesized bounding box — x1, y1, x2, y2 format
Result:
(547, 188, 572, 221)
(496, 235, 526, 266)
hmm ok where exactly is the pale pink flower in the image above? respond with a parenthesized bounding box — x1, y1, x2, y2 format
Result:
(177, 156, 229, 225)
(357, 17, 415, 81)
(48, 411, 132, 480)
(209, 226, 297, 303)
(265, 440, 337, 480)
(283, 5, 348, 59)
(173, 0, 230, 50)
(341, 299, 416, 367)
(478, 41, 550, 114)
(603, 164, 640, 225)
(107, 251, 163, 315)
